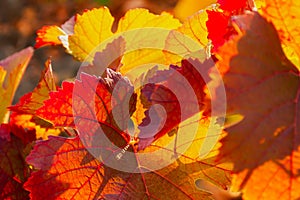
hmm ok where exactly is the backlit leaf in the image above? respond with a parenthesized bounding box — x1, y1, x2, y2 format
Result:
(164, 9, 210, 65)
(68, 7, 180, 64)
(36, 68, 137, 142)
(24, 117, 231, 199)
(138, 59, 213, 148)
(109, 8, 182, 75)
(9, 59, 61, 139)
(68, 7, 114, 61)
(218, 0, 247, 12)
(9, 113, 61, 140)
(0, 124, 35, 199)
(173, 0, 216, 21)
(36, 81, 75, 128)
(0, 47, 34, 123)
(35, 7, 181, 77)
(216, 12, 300, 199)
(260, 0, 300, 67)
(34, 16, 75, 49)
(206, 10, 231, 51)
(10, 59, 56, 115)
(35, 26, 65, 48)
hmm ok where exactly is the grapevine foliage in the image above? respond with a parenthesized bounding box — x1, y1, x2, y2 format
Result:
(0, 0, 299, 199)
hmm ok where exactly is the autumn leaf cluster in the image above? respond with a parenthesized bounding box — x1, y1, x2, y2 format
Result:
(0, 0, 299, 199)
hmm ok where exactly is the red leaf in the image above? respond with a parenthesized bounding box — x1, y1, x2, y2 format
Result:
(10, 59, 56, 115)
(36, 81, 75, 127)
(218, 0, 247, 11)
(0, 124, 34, 199)
(0, 173, 29, 200)
(206, 10, 232, 52)
(37, 69, 136, 148)
(138, 59, 213, 148)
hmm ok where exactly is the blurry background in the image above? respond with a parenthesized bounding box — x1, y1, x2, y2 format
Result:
(0, 0, 215, 103)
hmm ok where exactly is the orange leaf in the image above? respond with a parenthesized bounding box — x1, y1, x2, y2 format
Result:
(216, 13, 300, 199)
(10, 59, 56, 115)
(34, 16, 75, 49)
(35, 26, 65, 48)
(9, 59, 61, 139)
(260, 0, 300, 67)
(24, 117, 231, 199)
(9, 113, 61, 140)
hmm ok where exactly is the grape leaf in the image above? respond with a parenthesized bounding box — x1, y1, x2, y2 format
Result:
(115, 8, 181, 74)
(24, 116, 231, 199)
(217, 0, 247, 12)
(206, 0, 253, 52)
(216, 12, 300, 199)
(35, 7, 181, 62)
(0, 173, 29, 200)
(37, 68, 137, 143)
(0, 124, 35, 199)
(78, 36, 126, 77)
(176, 10, 209, 49)
(9, 113, 61, 140)
(206, 10, 231, 52)
(67, 7, 115, 61)
(34, 7, 181, 81)
(72, 69, 136, 152)
(164, 9, 210, 65)
(36, 81, 75, 128)
(35, 26, 66, 48)
(9, 59, 61, 139)
(260, 0, 300, 68)
(34, 16, 75, 49)
(0, 47, 34, 123)
(10, 59, 56, 115)
(173, 0, 216, 21)
(138, 59, 213, 149)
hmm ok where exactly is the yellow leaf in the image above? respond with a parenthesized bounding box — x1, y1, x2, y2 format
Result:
(0, 47, 33, 123)
(116, 9, 181, 32)
(112, 9, 182, 76)
(68, 7, 114, 62)
(140, 115, 232, 198)
(10, 59, 56, 114)
(35, 26, 65, 48)
(36, 7, 181, 78)
(174, 0, 216, 21)
(164, 9, 210, 65)
(68, 7, 182, 63)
